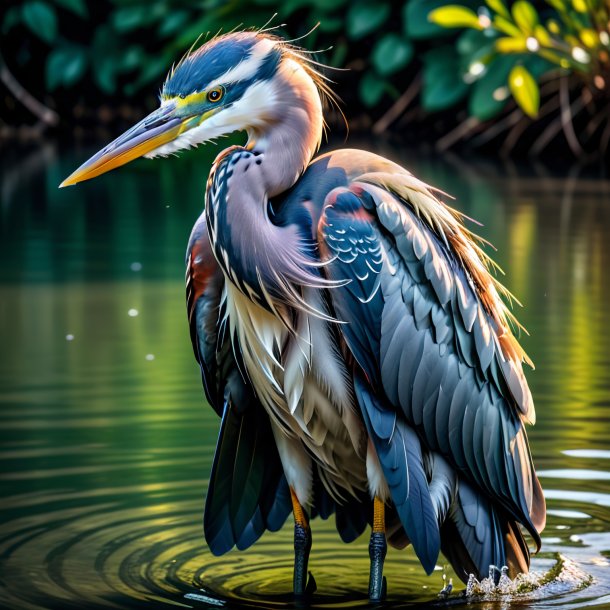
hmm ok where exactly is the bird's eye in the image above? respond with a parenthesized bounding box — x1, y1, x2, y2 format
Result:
(207, 87, 224, 103)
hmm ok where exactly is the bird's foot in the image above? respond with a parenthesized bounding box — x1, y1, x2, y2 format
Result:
(293, 522, 313, 599)
(368, 531, 387, 602)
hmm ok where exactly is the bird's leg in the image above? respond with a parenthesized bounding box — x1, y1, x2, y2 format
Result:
(368, 496, 387, 602)
(290, 488, 315, 598)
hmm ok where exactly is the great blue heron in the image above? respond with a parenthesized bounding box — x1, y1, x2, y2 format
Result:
(61, 29, 546, 601)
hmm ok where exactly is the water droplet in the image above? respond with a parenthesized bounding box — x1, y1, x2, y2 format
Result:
(130, 262, 142, 272)
(145, 354, 155, 361)
(65, 334, 75, 341)
(128, 309, 139, 317)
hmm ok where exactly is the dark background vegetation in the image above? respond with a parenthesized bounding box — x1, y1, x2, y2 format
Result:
(1, 0, 610, 161)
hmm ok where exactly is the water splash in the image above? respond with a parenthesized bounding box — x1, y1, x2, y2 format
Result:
(465, 555, 592, 603)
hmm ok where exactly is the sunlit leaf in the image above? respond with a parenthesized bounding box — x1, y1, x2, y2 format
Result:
(347, 1, 390, 39)
(511, 0, 539, 33)
(429, 5, 482, 29)
(46, 45, 87, 89)
(52, 0, 87, 18)
(22, 0, 57, 43)
(580, 28, 599, 48)
(546, 18, 561, 34)
(496, 36, 527, 52)
(508, 64, 539, 117)
(534, 24, 552, 46)
(404, 0, 482, 39)
(372, 33, 414, 75)
(486, 0, 510, 19)
(359, 70, 386, 106)
(493, 15, 523, 37)
(572, 0, 588, 12)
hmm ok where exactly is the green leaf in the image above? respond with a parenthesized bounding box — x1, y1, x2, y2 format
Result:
(22, 1, 57, 43)
(46, 45, 87, 89)
(112, 5, 166, 32)
(429, 5, 482, 29)
(359, 70, 386, 106)
(158, 10, 189, 37)
(2, 7, 21, 33)
(94, 56, 117, 94)
(372, 34, 414, 75)
(457, 28, 495, 56)
(508, 64, 539, 116)
(52, 0, 87, 18)
(469, 54, 516, 119)
(404, 0, 481, 39)
(347, 1, 390, 39)
(511, 0, 538, 33)
(422, 46, 469, 110)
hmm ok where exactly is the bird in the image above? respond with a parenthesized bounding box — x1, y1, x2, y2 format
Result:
(60, 28, 546, 602)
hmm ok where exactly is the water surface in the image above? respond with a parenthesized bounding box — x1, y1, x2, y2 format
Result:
(1, 140, 609, 609)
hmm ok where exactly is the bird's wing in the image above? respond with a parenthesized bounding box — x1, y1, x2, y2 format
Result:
(316, 177, 545, 557)
(186, 214, 291, 554)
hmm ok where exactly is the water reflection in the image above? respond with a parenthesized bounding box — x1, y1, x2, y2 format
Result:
(0, 140, 609, 609)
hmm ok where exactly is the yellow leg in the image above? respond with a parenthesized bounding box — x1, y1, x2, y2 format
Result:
(290, 488, 315, 597)
(373, 496, 385, 533)
(290, 488, 308, 528)
(369, 496, 387, 601)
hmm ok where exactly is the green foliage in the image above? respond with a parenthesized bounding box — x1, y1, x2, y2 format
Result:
(372, 34, 414, 75)
(422, 46, 469, 110)
(347, 1, 390, 39)
(3, 0, 610, 157)
(22, 0, 58, 43)
(431, 0, 610, 119)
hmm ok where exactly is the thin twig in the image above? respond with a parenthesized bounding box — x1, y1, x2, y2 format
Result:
(600, 116, 610, 155)
(559, 75, 583, 157)
(531, 95, 586, 156)
(0, 57, 59, 126)
(372, 73, 421, 134)
(435, 116, 480, 151)
(470, 106, 523, 147)
(502, 95, 560, 155)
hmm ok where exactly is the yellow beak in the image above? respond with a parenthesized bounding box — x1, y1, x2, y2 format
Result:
(60, 104, 186, 187)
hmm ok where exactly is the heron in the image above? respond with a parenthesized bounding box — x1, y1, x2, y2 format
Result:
(60, 29, 546, 601)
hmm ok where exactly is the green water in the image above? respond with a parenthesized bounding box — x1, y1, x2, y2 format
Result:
(1, 140, 609, 609)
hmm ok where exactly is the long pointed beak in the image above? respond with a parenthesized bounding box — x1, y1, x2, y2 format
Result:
(60, 104, 185, 187)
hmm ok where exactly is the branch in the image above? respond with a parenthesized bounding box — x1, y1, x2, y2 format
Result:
(435, 116, 480, 151)
(372, 73, 421, 135)
(0, 57, 59, 127)
(559, 75, 583, 157)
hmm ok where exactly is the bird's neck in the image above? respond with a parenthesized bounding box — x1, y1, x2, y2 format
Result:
(246, 57, 324, 197)
(205, 60, 325, 310)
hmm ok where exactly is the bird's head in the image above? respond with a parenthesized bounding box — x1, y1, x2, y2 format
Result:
(61, 30, 329, 187)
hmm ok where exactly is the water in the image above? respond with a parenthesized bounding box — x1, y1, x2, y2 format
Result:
(1, 139, 609, 609)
